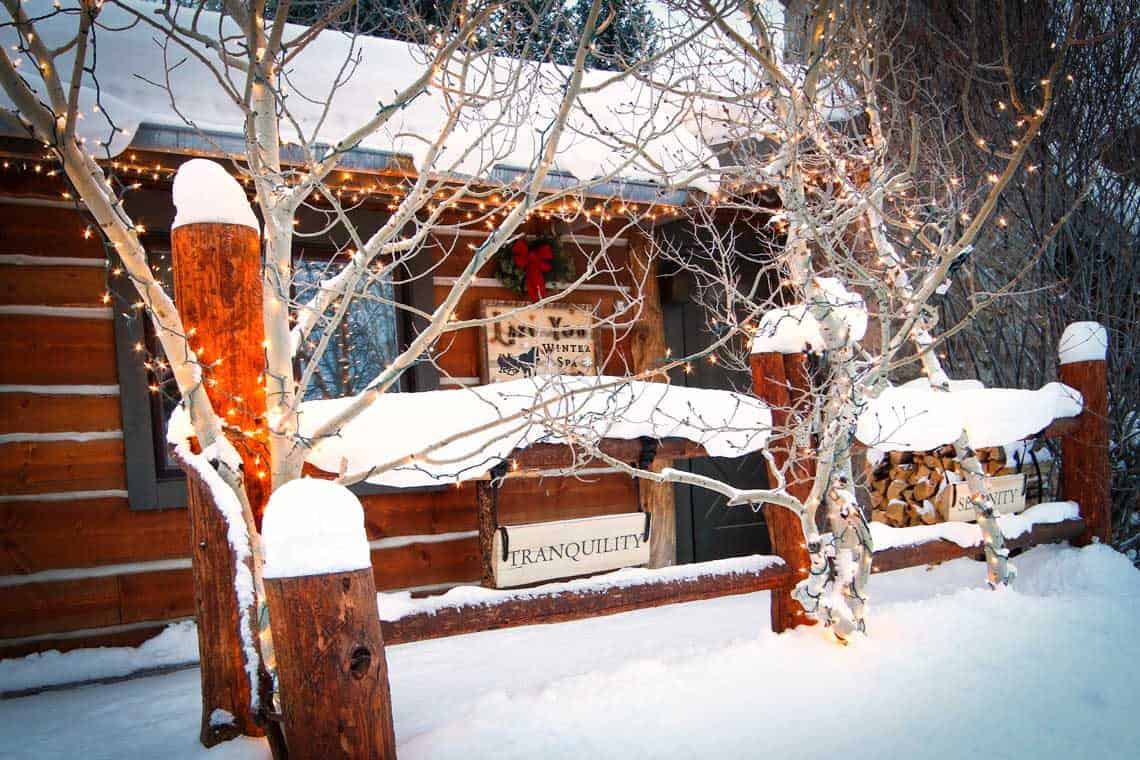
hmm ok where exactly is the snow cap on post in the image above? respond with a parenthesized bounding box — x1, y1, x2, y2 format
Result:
(1058, 322, 1108, 365)
(262, 478, 371, 579)
(171, 159, 260, 233)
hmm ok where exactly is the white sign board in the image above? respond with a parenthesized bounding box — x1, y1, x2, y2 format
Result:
(491, 512, 651, 588)
(480, 300, 595, 383)
(938, 473, 1027, 522)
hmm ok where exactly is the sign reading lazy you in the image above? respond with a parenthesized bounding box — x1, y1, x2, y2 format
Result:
(480, 300, 596, 383)
(491, 512, 651, 587)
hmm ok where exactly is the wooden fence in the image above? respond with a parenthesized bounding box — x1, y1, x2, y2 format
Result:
(162, 216, 1107, 757)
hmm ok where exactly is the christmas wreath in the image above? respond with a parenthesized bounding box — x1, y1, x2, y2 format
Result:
(495, 236, 575, 302)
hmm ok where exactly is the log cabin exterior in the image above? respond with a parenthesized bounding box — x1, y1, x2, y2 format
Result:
(0, 131, 783, 658)
(0, 138, 1110, 664)
(0, 5, 1111, 669)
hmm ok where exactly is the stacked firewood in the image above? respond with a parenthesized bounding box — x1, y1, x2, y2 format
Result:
(868, 446, 1009, 527)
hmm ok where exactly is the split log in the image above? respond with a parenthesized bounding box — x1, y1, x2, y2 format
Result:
(383, 560, 794, 644)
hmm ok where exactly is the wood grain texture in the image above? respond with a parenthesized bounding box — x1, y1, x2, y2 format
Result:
(0, 566, 194, 639)
(509, 438, 706, 471)
(476, 480, 496, 586)
(498, 473, 636, 525)
(0, 497, 188, 574)
(170, 223, 267, 745)
(0, 620, 181, 661)
(0, 264, 108, 306)
(750, 352, 816, 633)
(359, 487, 478, 538)
(182, 469, 262, 745)
(0, 393, 121, 435)
(0, 204, 106, 259)
(265, 568, 397, 759)
(627, 232, 676, 567)
(370, 536, 481, 591)
(0, 314, 117, 385)
(1059, 360, 1111, 545)
(0, 438, 126, 495)
(383, 560, 793, 645)
(171, 223, 269, 520)
(0, 576, 120, 638)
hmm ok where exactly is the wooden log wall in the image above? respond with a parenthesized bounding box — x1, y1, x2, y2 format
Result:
(0, 169, 649, 661)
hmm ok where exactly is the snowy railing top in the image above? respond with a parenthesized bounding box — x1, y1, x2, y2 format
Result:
(169, 376, 772, 490)
(854, 379, 1084, 452)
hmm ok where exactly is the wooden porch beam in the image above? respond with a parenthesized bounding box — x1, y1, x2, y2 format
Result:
(870, 518, 1086, 574)
(382, 559, 793, 645)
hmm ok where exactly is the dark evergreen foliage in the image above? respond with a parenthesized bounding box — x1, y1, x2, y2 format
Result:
(257, 0, 659, 71)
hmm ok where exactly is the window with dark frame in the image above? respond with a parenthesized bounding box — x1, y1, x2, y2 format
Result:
(114, 236, 420, 511)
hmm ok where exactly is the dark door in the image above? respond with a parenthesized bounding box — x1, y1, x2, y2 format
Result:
(664, 293, 771, 564)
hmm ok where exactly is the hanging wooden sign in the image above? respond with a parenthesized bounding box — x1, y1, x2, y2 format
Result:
(937, 473, 1027, 522)
(491, 512, 651, 588)
(479, 300, 596, 383)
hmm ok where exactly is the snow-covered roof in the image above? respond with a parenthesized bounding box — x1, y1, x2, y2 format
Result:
(1, 1, 721, 194)
(169, 376, 772, 489)
(855, 380, 1083, 451)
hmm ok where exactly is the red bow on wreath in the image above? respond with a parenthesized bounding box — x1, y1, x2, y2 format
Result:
(512, 239, 554, 302)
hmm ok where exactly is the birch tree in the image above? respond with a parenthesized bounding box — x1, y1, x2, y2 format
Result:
(0, 0, 1104, 681)
(568, 0, 1097, 639)
(0, 0, 726, 734)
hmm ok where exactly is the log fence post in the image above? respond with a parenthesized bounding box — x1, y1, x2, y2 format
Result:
(262, 480, 398, 759)
(170, 160, 269, 744)
(750, 351, 816, 633)
(628, 231, 677, 568)
(1057, 322, 1111, 545)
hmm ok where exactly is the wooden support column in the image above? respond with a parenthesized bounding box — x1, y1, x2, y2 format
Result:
(264, 568, 397, 759)
(476, 479, 497, 587)
(1058, 333, 1111, 545)
(262, 483, 397, 758)
(171, 221, 268, 745)
(476, 461, 508, 587)
(750, 351, 816, 633)
(171, 222, 270, 518)
(628, 232, 677, 567)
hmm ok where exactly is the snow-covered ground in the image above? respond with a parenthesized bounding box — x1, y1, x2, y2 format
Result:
(1, 543, 1138, 759)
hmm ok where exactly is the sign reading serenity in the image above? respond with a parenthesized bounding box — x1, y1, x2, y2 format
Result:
(491, 512, 651, 587)
(480, 300, 596, 383)
(938, 473, 1027, 522)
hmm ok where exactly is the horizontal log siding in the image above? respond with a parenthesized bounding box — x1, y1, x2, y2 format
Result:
(0, 204, 107, 259)
(0, 439, 127, 495)
(0, 393, 121, 434)
(0, 315, 118, 385)
(0, 497, 190, 574)
(0, 263, 108, 307)
(0, 568, 195, 639)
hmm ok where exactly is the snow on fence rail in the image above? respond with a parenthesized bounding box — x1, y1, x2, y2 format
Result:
(169, 376, 773, 489)
(164, 278, 1107, 756)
